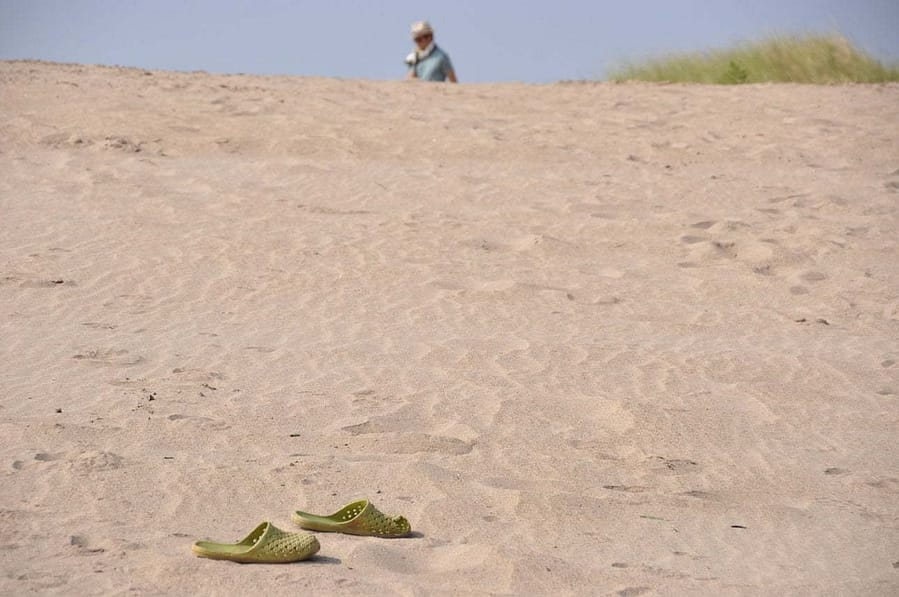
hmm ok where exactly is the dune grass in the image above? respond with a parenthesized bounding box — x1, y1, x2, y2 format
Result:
(610, 34, 899, 84)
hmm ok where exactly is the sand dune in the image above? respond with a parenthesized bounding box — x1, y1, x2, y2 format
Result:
(1, 61, 898, 595)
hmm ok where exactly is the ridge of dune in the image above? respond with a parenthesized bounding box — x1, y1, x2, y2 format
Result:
(1, 60, 898, 595)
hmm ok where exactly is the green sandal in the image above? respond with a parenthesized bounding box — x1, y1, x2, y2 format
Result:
(292, 499, 411, 538)
(191, 522, 320, 563)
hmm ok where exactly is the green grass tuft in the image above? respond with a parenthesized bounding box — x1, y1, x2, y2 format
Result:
(610, 34, 899, 84)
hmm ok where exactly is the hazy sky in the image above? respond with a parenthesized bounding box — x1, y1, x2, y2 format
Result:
(1, 1, 897, 83)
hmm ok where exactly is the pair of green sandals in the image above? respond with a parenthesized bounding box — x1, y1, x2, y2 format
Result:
(191, 499, 411, 564)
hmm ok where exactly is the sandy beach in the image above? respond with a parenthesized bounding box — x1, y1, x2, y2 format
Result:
(1, 61, 898, 595)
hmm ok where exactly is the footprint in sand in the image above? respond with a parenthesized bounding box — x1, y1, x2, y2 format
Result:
(73, 348, 143, 366)
(799, 270, 828, 283)
(69, 535, 107, 555)
(341, 422, 473, 455)
(169, 368, 225, 383)
(680, 490, 720, 500)
(648, 456, 700, 474)
(18, 276, 77, 288)
(102, 135, 143, 153)
(865, 477, 899, 491)
(70, 450, 124, 473)
(40, 132, 93, 149)
(243, 345, 275, 353)
(711, 241, 738, 258)
(381, 432, 473, 456)
(617, 587, 652, 597)
(166, 414, 229, 430)
(603, 485, 650, 493)
(103, 293, 154, 314)
(81, 322, 118, 330)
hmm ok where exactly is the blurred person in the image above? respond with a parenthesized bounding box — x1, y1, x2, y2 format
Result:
(405, 21, 457, 82)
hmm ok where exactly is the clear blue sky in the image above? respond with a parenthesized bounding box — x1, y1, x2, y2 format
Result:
(1, 1, 897, 82)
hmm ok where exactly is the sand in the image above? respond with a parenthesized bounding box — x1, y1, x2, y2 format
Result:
(1, 60, 897, 595)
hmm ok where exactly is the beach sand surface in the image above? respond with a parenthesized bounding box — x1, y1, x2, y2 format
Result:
(1, 61, 898, 595)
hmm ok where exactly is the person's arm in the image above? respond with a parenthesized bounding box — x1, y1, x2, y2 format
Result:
(442, 54, 457, 83)
(405, 52, 418, 79)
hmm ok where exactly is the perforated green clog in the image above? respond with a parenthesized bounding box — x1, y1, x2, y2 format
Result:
(191, 522, 320, 563)
(292, 499, 411, 538)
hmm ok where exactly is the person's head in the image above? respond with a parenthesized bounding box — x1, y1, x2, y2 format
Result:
(411, 21, 434, 50)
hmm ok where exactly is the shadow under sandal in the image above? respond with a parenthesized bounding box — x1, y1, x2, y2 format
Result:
(292, 499, 411, 537)
(191, 522, 320, 563)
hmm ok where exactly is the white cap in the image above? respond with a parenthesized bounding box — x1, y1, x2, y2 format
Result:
(410, 21, 433, 39)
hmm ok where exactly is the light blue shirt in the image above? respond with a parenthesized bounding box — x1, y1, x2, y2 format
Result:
(413, 46, 454, 82)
